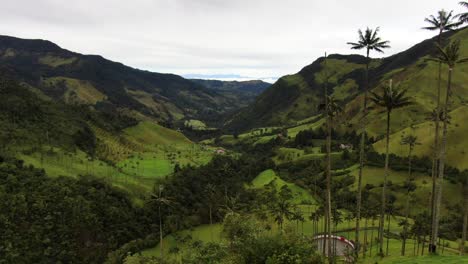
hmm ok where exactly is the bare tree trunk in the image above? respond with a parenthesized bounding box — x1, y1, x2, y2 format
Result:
(386, 213, 391, 256)
(430, 32, 443, 253)
(209, 205, 213, 241)
(460, 181, 467, 255)
(363, 217, 368, 258)
(431, 67, 453, 253)
(355, 49, 370, 255)
(379, 106, 392, 256)
(323, 53, 333, 264)
(159, 205, 164, 258)
(402, 145, 413, 256)
(422, 236, 426, 255)
(369, 218, 375, 257)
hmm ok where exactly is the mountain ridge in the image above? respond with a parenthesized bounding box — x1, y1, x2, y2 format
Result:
(0, 35, 254, 128)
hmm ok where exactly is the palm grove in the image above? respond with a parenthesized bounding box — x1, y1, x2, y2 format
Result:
(337, 1, 468, 260)
(0, 2, 468, 264)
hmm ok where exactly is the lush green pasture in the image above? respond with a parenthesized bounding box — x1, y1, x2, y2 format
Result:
(373, 106, 468, 170)
(348, 166, 462, 214)
(124, 121, 192, 149)
(17, 121, 217, 202)
(380, 255, 468, 263)
(139, 213, 462, 262)
(250, 169, 317, 204)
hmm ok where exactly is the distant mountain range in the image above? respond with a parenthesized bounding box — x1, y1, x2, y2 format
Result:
(190, 79, 270, 108)
(0, 35, 264, 127)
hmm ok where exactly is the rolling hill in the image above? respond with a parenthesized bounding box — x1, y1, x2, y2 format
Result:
(226, 27, 468, 169)
(0, 35, 250, 127)
(190, 79, 270, 108)
(226, 27, 468, 136)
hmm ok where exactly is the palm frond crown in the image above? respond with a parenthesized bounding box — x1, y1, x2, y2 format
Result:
(370, 81, 413, 112)
(318, 96, 343, 118)
(423, 9, 459, 31)
(456, 1, 468, 25)
(428, 40, 468, 68)
(347, 27, 390, 53)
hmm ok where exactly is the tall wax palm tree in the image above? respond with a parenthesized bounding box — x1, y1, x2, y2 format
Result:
(347, 28, 390, 252)
(400, 135, 420, 256)
(370, 80, 412, 256)
(422, 11, 459, 240)
(319, 53, 342, 262)
(457, 1, 468, 24)
(458, 171, 468, 256)
(428, 40, 468, 253)
(204, 184, 218, 241)
(322, 94, 342, 262)
(148, 184, 172, 258)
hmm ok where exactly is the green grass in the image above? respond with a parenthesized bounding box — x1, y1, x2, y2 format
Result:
(141, 223, 223, 257)
(138, 212, 463, 263)
(287, 117, 325, 137)
(117, 152, 173, 178)
(184, 119, 209, 130)
(348, 166, 462, 215)
(17, 121, 216, 203)
(373, 106, 468, 170)
(250, 169, 316, 204)
(124, 121, 192, 149)
(373, 252, 465, 264)
(38, 55, 77, 67)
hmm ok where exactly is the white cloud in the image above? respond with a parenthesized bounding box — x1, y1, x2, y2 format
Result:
(1, 0, 465, 81)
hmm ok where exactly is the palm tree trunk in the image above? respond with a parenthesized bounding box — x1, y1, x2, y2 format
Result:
(422, 236, 426, 255)
(323, 212, 328, 256)
(461, 182, 467, 255)
(370, 218, 375, 257)
(430, 32, 443, 253)
(159, 205, 164, 258)
(209, 205, 213, 241)
(379, 109, 391, 256)
(386, 213, 391, 256)
(363, 217, 368, 258)
(431, 67, 453, 253)
(324, 53, 333, 263)
(355, 49, 370, 254)
(417, 237, 420, 255)
(402, 147, 413, 256)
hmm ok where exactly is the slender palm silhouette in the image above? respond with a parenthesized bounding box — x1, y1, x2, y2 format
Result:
(347, 27, 390, 254)
(148, 185, 172, 258)
(400, 135, 420, 256)
(422, 12, 459, 244)
(370, 80, 412, 256)
(427, 40, 468, 253)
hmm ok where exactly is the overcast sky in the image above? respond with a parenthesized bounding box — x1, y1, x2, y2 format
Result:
(1, 0, 465, 82)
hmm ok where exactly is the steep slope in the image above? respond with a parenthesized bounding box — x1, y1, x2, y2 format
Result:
(225, 54, 371, 131)
(190, 79, 270, 107)
(0, 35, 239, 126)
(227, 27, 468, 136)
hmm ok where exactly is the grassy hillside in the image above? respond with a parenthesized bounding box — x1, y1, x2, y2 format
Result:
(373, 105, 468, 170)
(250, 169, 316, 204)
(0, 35, 244, 127)
(230, 27, 468, 134)
(226, 55, 368, 131)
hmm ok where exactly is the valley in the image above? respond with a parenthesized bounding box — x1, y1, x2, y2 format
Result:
(1, 2, 468, 264)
